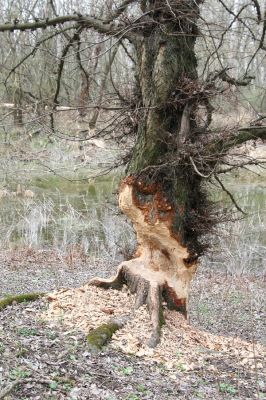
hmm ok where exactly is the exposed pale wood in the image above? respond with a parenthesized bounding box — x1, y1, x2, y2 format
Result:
(90, 182, 198, 346)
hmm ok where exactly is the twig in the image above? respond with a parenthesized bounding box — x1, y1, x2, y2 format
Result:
(189, 156, 212, 178)
(3, 26, 77, 84)
(214, 175, 247, 215)
(0, 378, 52, 399)
(250, 0, 262, 22)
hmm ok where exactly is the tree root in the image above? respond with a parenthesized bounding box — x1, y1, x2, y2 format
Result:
(0, 293, 44, 311)
(90, 262, 186, 348)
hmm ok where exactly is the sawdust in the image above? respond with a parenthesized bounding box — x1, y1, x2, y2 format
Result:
(43, 284, 265, 373)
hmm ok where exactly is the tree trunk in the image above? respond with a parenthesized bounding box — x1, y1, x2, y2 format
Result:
(90, 1, 206, 347)
(89, 45, 118, 129)
(13, 106, 23, 126)
(78, 44, 102, 118)
(13, 85, 23, 126)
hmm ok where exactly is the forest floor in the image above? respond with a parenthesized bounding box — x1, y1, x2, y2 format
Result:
(0, 249, 265, 400)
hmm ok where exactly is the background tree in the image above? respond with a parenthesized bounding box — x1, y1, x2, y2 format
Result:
(0, 0, 265, 347)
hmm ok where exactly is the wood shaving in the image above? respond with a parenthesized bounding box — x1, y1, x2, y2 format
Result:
(42, 284, 266, 373)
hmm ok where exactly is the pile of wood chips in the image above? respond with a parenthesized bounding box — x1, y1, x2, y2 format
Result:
(43, 284, 265, 372)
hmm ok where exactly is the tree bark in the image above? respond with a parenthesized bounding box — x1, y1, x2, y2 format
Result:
(90, 1, 205, 347)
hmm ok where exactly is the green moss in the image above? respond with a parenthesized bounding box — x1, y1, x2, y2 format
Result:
(87, 322, 120, 352)
(158, 305, 165, 328)
(0, 292, 44, 310)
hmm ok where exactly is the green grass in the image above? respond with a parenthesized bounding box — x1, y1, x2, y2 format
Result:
(10, 368, 31, 380)
(17, 327, 39, 337)
(219, 382, 238, 395)
(119, 366, 134, 376)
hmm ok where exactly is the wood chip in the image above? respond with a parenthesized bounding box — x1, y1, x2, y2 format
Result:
(42, 285, 266, 372)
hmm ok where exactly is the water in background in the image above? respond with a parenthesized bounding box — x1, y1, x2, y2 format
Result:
(0, 174, 133, 260)
(0, 171, 265, 269)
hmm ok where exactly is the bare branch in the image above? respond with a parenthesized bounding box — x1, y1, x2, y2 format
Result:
(250, 0, 262, 22)
(4, 25, 77, 83)
(53, 28, 82, 107)
(121, 39, 136, 65)
(0, 378, 52, 400)
(245, 9, 266, 72)
(49, 0, 58, 17)
(0, 14, 125, 35)
(214, 175, 247, 215)
(211, 126, 266, 154)
(216, 0, 257, 41)
(189, 156, 211, 178)
(259, 10, 266, 50)
(212, 68, 254, 87)
(106, 0, 138, 22)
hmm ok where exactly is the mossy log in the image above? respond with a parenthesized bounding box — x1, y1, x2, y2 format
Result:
(87, 316, 129, 352)
(0, 293, 44, 310)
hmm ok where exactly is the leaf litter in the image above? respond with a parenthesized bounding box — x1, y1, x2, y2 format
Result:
(1, 257, 265, 399)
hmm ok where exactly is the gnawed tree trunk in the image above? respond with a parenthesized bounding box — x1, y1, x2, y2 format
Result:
(90, 1, 206, 347)
(91, 178, 199, 347)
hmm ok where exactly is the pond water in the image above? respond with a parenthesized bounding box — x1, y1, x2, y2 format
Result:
(0, 174, 130, 259)
(0, 170, 265, 266)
